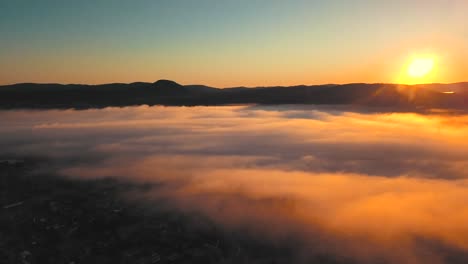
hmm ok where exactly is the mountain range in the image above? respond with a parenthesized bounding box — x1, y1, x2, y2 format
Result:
(1, 80, 467, 110)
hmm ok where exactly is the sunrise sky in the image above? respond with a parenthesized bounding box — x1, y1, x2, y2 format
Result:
(1, 0, 467, 87)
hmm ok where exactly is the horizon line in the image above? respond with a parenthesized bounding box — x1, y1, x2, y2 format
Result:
(2, 80, 468, 89)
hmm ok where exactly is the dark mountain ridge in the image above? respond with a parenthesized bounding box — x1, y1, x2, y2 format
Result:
(0, 80, 467, 110)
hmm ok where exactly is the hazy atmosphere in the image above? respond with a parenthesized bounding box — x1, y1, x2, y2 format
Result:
(2, 1, 468, 263)
(3, 106, 468, 263)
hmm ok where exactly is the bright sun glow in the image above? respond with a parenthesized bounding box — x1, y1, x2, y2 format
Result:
(407, 58, 435, 78)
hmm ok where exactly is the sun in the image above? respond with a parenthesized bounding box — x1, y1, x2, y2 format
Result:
(407, 57, 435, 78)
(395, 54, 439, 84)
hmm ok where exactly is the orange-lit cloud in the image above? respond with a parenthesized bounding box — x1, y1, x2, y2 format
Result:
(2, 105, 468, 263)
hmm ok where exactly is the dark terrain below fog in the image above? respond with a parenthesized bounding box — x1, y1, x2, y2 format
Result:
(1, 80, 467, 110)
(0, 160, 305, 264)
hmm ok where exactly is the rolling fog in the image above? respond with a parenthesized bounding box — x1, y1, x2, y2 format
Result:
(2, 105, 468, 264)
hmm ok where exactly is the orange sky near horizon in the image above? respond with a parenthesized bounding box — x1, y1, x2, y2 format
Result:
(2, 44, 466, 87)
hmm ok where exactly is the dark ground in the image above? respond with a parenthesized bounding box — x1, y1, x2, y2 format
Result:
(0, 159, 329, 264)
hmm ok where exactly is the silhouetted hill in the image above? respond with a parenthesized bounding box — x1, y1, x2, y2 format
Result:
(0, 80, 467, 110)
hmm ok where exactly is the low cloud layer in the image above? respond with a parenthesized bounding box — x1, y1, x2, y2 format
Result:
(2, 105, 468, 263)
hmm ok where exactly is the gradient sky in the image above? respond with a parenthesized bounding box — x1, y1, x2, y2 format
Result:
(1, 0, 467, 87)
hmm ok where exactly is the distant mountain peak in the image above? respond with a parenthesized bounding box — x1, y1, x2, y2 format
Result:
(153, 79, 182, 89)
